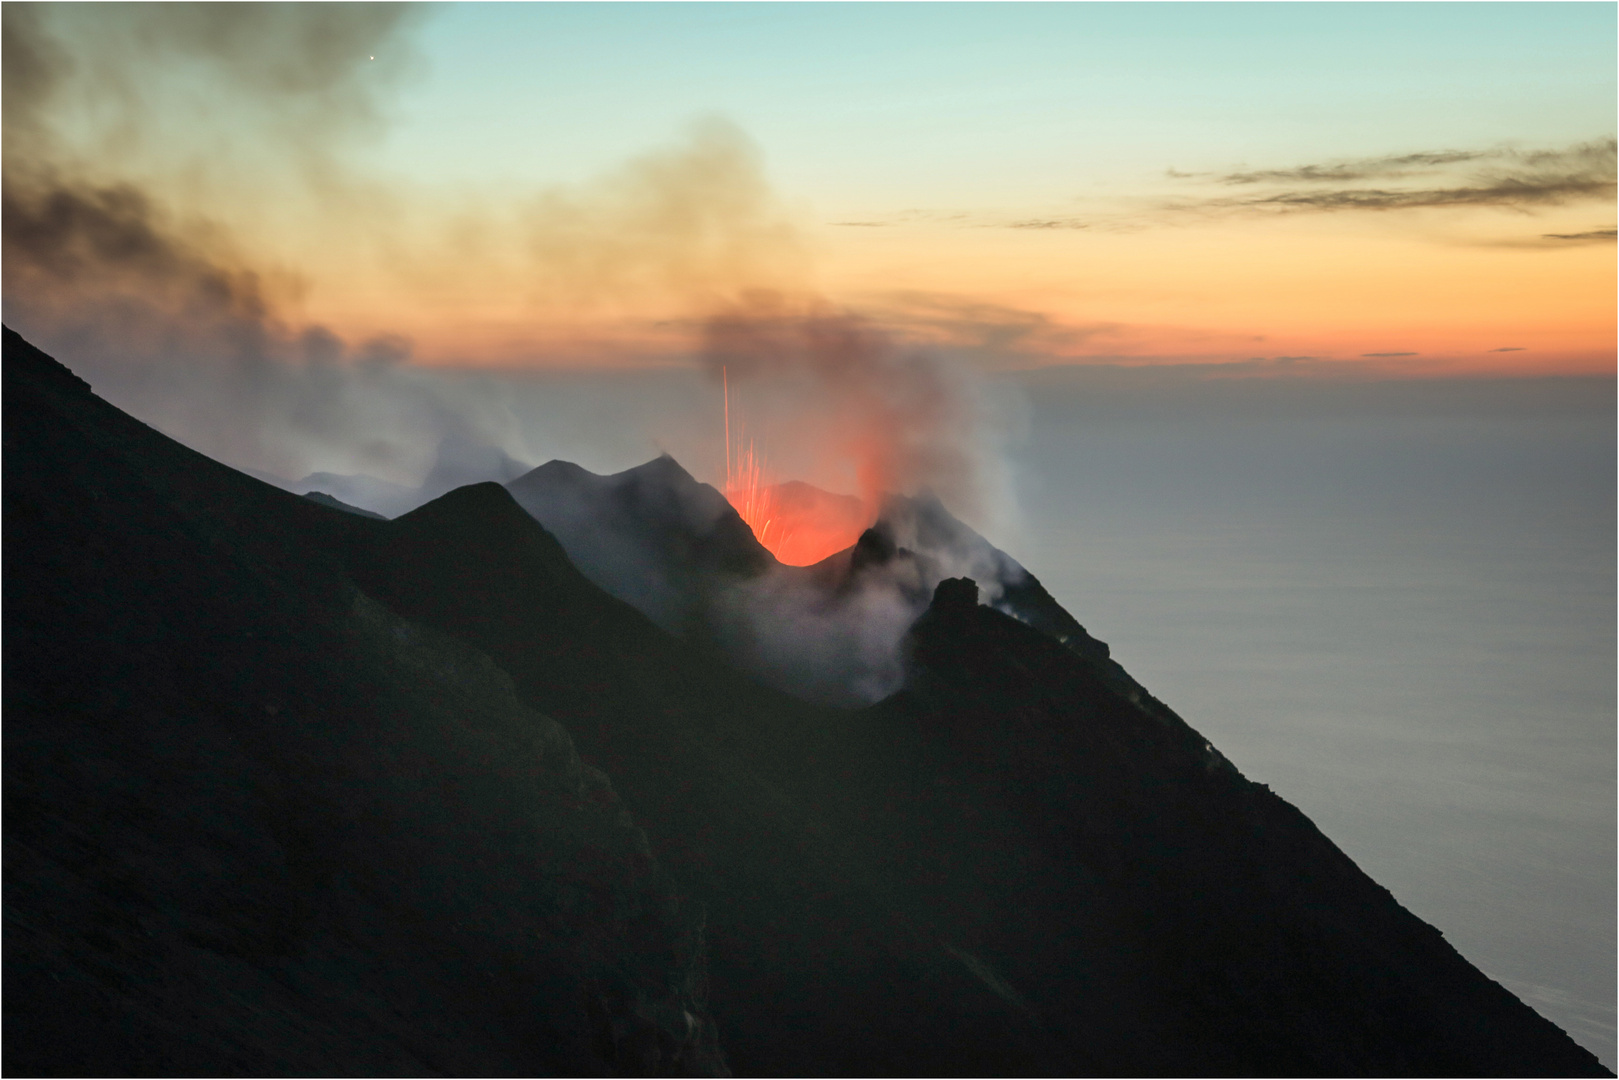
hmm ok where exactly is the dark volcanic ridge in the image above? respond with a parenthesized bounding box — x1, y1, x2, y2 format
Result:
(292, 432, 1123, 706)
(302, 489, 388, 519)
(507, 453, 1131, 707)
(4, 325, 1608, 1077)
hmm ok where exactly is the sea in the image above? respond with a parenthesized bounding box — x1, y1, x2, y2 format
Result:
(1000, 369, 1617, 1067)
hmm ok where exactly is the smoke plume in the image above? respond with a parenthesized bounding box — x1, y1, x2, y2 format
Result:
(3, 5, 1024, 707)
(1, 6, 814, 485)
(703, 297, 1010, 530)
(0, 4, 464, 481)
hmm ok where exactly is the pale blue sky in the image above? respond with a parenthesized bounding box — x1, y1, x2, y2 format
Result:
(375, 2, 1617, 214)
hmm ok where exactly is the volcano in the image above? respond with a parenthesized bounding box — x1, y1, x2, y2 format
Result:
(4, 325, 1608, 1076)
(508, 454, 1129, 707)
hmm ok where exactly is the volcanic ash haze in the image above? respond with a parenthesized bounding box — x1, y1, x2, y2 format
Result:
(0, 4, 817, 486)
(1, 3, 451, 483)
(2, 2, 1026, 706)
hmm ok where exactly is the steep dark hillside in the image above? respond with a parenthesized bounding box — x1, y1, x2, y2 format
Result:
(317, 483, 1087, 1074)
(3, 327, 724, 1076)
(893, 580, 1607, 1074)
(5, 326, 1607, 1077)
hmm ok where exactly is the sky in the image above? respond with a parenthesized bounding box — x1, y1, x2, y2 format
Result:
(379, 2, 1616, 373)
(5, 2, 1614, 383)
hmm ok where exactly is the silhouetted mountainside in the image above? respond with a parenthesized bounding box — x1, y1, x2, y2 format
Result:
(4, 327, 724, 1076)
(893, 580, 1603, 1074)
(303, 489, 388, 519)
(296, 469, 420, 518)
(5, 326, 1607, 1077)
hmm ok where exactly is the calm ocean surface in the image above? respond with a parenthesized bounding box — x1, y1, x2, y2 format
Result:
(1004, 376, 1616, 1065)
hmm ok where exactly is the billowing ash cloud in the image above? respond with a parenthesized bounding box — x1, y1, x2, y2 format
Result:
(0, 4, 481, 482)
(0, 6, 807, 487)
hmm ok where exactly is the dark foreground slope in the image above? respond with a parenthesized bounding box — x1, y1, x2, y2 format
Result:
(318, 489, 1607, 1076)
(6, 327, 1606, 1076)
(315, 408, 1603, 1069)
(4, 328, 724, 1076)
(894, 581, 1609, 1074)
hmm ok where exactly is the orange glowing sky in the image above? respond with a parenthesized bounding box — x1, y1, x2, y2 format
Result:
(7, 3, 1615, 377)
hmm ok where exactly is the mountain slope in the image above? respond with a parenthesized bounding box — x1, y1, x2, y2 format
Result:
(313, 410, 1604, 1074)
(3, 327, 724, 1076)
(891, 580, 1604, 1074)
(5, 326, 1606, 1076)
(507, 455, 771, 638)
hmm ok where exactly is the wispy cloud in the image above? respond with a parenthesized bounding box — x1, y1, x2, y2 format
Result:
(1215, 149, 1490, 186)
(847, 289, 1133, 368)
(1489, 347, 1526, 353)
(1362, 352, 1418, 357)
(1171, 138, 1615, 216)
(1006, 218, 1089, 230)
(829, 209, 972, 228)
(978, 139, 1616, 237)
(1541, 227, 1616, 242)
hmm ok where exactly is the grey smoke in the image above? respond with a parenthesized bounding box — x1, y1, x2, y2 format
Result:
(711, 492, 1047, 704)
(3, 4, 1038, 707)
(0, 3, 500, 483)
(0, 7, 798, 489)
(507, 453, 1100, 707)
(701, 301, 1013, 532)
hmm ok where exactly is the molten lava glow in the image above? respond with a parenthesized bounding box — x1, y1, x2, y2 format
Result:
(723, 369, 871, 566)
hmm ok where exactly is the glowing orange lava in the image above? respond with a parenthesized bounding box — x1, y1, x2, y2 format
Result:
(722, 369, 871, 566)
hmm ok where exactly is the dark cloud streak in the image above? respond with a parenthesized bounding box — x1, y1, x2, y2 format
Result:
(1542, 228, 1617, 242)
(1172, 138, 1616, 217)
(1218, 149, 1490, 185)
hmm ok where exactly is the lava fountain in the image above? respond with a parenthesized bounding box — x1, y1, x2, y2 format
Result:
(722, 368, 871, 566)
